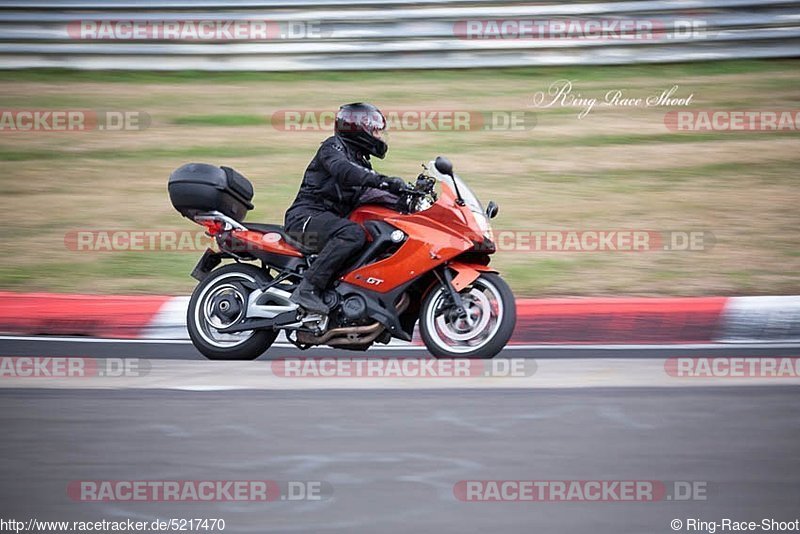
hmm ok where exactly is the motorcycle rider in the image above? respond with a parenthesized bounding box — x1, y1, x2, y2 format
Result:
(284, 102, 406, 314)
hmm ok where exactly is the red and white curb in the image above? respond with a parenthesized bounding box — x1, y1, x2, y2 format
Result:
(145, 296, 190, 339)
(1, 292, 799, 344)
(719, 296, 800, 343)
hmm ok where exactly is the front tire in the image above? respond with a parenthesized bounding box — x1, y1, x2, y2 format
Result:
(419, 272, 516, 359)
(187, 263, 278, 360)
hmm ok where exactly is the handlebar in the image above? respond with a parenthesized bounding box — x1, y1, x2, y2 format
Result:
(377, 180, 419, 195)
(376, 176, 435, 198)
(402, 186, 426, 196)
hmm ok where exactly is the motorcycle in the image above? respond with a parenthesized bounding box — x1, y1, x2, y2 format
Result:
(168, 156, 516, 360)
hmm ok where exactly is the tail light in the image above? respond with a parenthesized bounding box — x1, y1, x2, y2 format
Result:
(192, 211, 246, 237)
(199, 219, 224, 236)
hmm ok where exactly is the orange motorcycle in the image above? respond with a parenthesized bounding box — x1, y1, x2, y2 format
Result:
(168, 156, 515, 360)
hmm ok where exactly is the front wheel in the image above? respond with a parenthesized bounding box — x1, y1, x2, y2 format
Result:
(187, 263, 278, 360)
(419, 272, 516, 359)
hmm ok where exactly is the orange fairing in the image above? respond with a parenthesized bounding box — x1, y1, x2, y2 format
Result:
(230, 230, 304, 257)
(343, 180, 487, 293)
(448, 262, 483, 291)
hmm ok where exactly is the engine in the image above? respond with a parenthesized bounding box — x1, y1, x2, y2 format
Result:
(340, 294, 368, 323)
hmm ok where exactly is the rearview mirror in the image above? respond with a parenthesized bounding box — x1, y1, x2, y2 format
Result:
(486, 200, 499, 219)
(434, 156, 454, 177)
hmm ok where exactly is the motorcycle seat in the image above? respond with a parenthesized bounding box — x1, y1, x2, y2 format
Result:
(243, 222, 316, 255)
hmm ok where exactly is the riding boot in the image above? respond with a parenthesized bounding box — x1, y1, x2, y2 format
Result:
(290, 279, 330, 314)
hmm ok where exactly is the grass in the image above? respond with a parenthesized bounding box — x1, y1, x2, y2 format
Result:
(5, 132, 798, 162)
(0, 145, 272, 161)
(0, 59, 798, 296)
(172, 114, 268, 127)
(3, 59, 796, 84)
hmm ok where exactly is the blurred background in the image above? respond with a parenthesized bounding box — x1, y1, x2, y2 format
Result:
(0, 0, 798, 297)
(1, 4, 799, 532)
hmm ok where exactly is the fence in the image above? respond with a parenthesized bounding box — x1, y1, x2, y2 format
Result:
(0, 0, 798, 69)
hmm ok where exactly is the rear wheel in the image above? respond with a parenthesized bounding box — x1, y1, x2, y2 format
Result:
(187, 263, 278, 360)
(419, 273, 516, 359)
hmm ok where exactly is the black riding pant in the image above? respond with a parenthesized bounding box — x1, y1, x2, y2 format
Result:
(285, 210, 367, 289)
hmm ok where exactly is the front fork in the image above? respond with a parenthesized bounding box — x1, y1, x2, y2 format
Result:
(438, 268, 466, 317)
(435, 262, 495, 317)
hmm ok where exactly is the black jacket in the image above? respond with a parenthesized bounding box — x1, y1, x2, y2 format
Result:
(285, 135, 384, 229)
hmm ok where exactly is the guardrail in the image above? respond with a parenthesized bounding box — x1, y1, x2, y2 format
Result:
(0, 0, 798, 70)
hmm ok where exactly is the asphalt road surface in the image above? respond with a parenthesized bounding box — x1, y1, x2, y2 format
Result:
(1, 336, 799, 534)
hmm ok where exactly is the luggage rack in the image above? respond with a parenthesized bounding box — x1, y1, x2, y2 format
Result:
(193, 211, 246, 232)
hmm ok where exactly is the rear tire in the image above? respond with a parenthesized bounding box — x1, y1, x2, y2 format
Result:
(419, 273, 516, 359)
(187, 263, 278, 360)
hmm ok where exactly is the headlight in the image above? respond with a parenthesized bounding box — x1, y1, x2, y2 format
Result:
(390, 229, 405, 243)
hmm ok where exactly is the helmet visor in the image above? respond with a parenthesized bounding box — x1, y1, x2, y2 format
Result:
(356, 108, 386, 132)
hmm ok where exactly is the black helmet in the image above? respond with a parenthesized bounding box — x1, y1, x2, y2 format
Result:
(334, 102, 388, 159)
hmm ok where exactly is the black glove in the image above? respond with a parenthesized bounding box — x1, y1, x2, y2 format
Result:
(363, 172, 382, 188)
(415, 176, 436, 194)
(381, 177, 407, 195)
